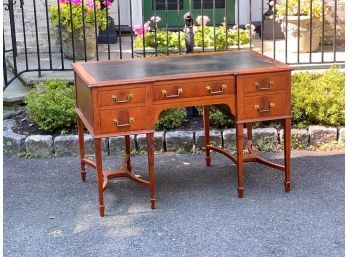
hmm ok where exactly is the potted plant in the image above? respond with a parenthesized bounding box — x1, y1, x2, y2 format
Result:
(49, 0, 111, 60)
(276, 0, 324, 53)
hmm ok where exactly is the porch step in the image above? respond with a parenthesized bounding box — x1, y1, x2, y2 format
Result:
(3, 74, 28, 105)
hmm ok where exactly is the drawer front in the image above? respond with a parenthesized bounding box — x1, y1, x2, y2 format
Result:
(243, 94, 286, 119)
(194, 78, 235, 97)
(98, 87, 146, 107)
(99, 107, 147, 134)
(153, 82, 194, 101)
(242, 73, 286, 94)
(153, 77, 235, 102)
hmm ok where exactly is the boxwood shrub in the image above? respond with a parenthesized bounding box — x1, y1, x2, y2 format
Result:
(25, 79, 76, 133)
(292, 65, 344, 128)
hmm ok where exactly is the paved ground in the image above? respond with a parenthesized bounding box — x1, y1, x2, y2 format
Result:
(4, 151, 344, 257)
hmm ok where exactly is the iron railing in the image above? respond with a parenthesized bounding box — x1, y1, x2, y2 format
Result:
(3, 0, 345, 90)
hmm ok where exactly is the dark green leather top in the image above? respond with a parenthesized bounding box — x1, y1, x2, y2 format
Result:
(81, 51, 283, 83)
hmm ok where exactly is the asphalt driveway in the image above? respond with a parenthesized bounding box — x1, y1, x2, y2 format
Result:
(4, 151, 344, 257)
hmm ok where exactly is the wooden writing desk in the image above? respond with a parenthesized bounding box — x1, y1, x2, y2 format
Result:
(72, 50, 293, 217)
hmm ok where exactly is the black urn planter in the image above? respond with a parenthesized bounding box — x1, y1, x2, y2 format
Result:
(98, 16, 117, 44)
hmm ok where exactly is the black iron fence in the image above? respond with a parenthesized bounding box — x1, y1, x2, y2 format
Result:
(3, 0, 345, 90)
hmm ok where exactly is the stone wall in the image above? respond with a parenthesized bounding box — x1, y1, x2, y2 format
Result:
(323, 0, 345, 45)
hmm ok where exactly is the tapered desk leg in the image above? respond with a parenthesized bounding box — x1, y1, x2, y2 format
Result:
(203, 105, 211, 166)
(94, 138, 105, 217)
(125, 135, 131, 172)
(247, 123, 253, 142)
(284, 118, 291, 192)
(147, 133, 156, 209)
(77, 116, 86, 181)
(236, 123, 244, 198)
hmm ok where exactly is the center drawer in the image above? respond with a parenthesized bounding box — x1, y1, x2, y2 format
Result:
(99, 107, 147, 134)
(152, 77, 235, 102)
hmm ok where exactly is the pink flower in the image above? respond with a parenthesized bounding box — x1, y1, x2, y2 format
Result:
(102, 0, 112, 7)
(133, 23, 150, 37)
(196, 15, 210, 26)
(86, 0, 100, 9)
(59, 0, 69, 3)
(70, 0, 81, 5)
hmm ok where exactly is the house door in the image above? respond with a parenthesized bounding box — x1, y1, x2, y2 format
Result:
(143, 0, 235, 27)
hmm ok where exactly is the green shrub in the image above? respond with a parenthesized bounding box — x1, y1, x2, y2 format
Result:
(25, 79, 76, 133)
(196, 106, 234, 128)
(155, 108, 187, 130)
(292, 65, 345, 128)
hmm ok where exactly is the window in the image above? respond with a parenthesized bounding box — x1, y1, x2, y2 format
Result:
(153, 0, 184, 10)
(194, 0, 225, 9)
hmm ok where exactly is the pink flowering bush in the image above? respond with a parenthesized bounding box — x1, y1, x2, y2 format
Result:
(49, 0, 111, 32)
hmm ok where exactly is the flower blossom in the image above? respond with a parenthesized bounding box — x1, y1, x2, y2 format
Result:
(196, 15, 210, 26)
(102, 0, 112, 7)
(86, 0, 100, 9)
(245, 24, 256, 36)
(71, 0, 82, 5)
(133, 22, 150, 37)
(150, 16, 161, 23)
(59, 0, 69, 3)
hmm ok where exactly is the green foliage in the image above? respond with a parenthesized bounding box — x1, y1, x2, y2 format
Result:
(134, 22, 254, 51)
(155, 108, 187, 130)
(196, 106, 234, 128)
(276, 0, 324, 18)
(135, 30, 186, 52)
(195, 23, 253, 50)
(291, 65, 345, 128)
(49, 0, 108, 32)
(25, 80, 76, 133)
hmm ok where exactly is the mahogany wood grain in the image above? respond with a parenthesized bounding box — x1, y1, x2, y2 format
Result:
(97, 86, 146, 108)
(77, 116, 86, 181)
(242, 72, 286, 94)
(125, 135, 131, 172)
(203, 105, 211, 166)
(236, 123, 244, 198)
(99, 107, 149, 134)
(243, 93, 286, 120)
(73, 50, 293, 216)
(94, 138, 105, 217)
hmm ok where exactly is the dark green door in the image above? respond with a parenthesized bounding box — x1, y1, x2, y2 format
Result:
(143, 0, 235, 27)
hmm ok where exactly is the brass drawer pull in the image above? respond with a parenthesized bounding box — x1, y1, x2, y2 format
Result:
(255, 81, 274, 90)
(255, 103, 275, 113)
(161, 88, 183, 98)
(111, 93, 133, 103)
(206, 84, 227, 94)
(112, 117, 135, 127)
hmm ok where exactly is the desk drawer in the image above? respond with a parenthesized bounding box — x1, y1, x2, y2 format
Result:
(153, 82, 193, 101)
(243, 94, 286, 119)
(99, 107, 147, 134)
(242, 73, 286, 94)
(98, 87, 146, 107)
(194, 78, 235, 97)
(153, 77, 235, 102)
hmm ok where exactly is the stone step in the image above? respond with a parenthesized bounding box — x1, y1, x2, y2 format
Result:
(3, 73, 28, 105)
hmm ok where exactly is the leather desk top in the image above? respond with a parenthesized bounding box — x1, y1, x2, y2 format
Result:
(72, 50, 292, 87)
